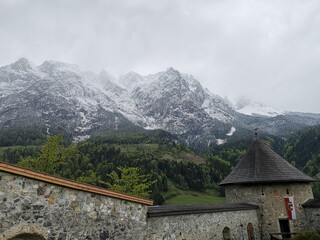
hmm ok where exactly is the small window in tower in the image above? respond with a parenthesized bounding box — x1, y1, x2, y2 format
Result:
(223, 227, 231, 240)
(261, 189, 265, 196)
(247, 223, 255, 240)
(286, 188, 290, 194)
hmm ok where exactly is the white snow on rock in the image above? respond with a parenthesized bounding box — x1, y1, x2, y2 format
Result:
(2, 58, 302, 145)
(237, 105, 284, 117)
(216, 138, 227, 145)
(226, 127, 236, 136)
(234, 97, 284, 117)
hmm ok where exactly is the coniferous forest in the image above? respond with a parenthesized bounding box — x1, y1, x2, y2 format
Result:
(1, 125, 319, 204)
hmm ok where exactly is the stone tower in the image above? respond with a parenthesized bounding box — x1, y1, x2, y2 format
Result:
(219, 139, 314, 240)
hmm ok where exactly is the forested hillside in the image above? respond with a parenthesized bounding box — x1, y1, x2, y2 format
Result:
(283, 125, 320, 197)
(1, 125, 319, 203)
(0, 131, 231, 204)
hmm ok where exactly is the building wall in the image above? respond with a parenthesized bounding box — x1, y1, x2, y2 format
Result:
(303, 207, 320, 232)
(1, 169, 317, 240)
(0, 170, 262, 240)
(225, 183, 314, 240)
(147, 210, 261, 240)
(0, 171, 149, 240)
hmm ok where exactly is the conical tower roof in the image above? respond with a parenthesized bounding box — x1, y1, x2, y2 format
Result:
(219, 139, 314, 186)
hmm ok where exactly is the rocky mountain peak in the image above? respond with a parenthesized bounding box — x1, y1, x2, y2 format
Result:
(118, 71, 144, 91)
(98, 70, 114, 81)
(165, 67, 181, 75)
(1, 58, 320, 149)
(155, 68, 188, 92)
(10, 58, 37, 72)
(39, 60, 80, 75)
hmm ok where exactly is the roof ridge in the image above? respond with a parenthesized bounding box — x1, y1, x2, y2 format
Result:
(0, 161, 153, 206)
(253, 140, 259, 180)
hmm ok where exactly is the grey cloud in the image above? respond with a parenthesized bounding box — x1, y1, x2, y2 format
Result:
(0, 0, 319, 113)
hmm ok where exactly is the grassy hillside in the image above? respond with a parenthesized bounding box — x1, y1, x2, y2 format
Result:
(165, 191, 225, 205)
(158, 180, 225, 205)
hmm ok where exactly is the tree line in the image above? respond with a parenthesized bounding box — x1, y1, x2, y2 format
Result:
(1, 134, 232, 204)
(1, 125, 319, 202)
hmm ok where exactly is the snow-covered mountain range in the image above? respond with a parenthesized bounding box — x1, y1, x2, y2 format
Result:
(1, 58, 320, 148)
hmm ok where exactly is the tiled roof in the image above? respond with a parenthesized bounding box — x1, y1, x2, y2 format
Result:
(147, 203, 259, 218)
(219, 139, 314, 186)
(0, 161, 153, 206)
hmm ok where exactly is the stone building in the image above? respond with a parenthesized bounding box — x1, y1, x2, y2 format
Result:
(1, 138, 320, 240)
(219, 138, 317, 239)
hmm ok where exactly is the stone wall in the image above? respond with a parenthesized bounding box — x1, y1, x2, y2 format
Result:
(303, 207, 320, 232)
(2, 167, 317, 240)
(0, 171, 149, 240)
(225, 183, 314, 240)
(147, 209, 261, 240)
(0, 168, 263, 240)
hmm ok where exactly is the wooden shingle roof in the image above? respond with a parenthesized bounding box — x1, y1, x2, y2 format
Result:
(219, 139, 314, 186)
(0, 162, 153, 205)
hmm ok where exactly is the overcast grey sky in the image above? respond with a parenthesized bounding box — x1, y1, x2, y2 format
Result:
(1, 0, 320, 113)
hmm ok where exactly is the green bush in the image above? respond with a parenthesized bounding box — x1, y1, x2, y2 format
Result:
(292, 231, 320, 240)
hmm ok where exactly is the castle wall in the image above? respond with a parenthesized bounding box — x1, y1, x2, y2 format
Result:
(303, 207, 320, 232)
(0, 169, 262, 240)
(2, 167, 317, 240)
(147, 209, 261, 240)
(225, 183, 314, 240)
(0, 171, 149, 240)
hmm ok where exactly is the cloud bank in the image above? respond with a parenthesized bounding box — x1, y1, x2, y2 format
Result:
(0, 0, 319, 113)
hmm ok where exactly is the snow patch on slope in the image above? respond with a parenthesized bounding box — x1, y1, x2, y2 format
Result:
(216, 127, 237, 145)
(237, 105, 284, 117)
(216, 138, 227, 145)
(226, 127, 236, 136)
(235, 97, 283, 117)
